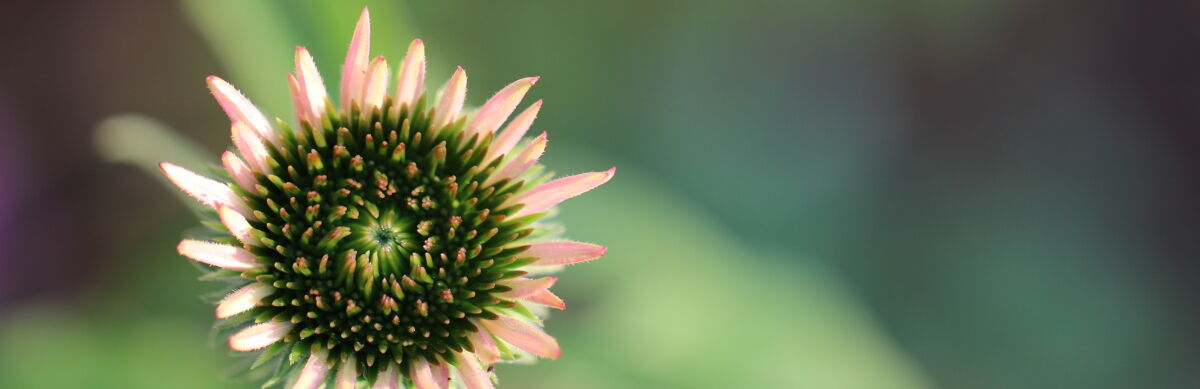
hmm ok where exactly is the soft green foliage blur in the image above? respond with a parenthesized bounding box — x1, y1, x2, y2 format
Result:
(0, 1, 931, 388)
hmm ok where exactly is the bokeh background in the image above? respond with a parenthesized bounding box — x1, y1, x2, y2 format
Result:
(1, 1, 1198, 388)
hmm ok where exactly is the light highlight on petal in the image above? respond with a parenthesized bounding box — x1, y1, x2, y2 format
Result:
(497, 277, 557, 299)
(294, 46, 328, 122)
(177, 239, 260, 271)
(469, 324, 501, 365)
(485, 132, 546, 186)
(216, 283, 274, 319)
(487, 100, 542, 162)
(509, 168, 615, 218)
(231, 121, 272, 172)
(394, 39, 426, 109)
(207, 76, 274, 142)
(221, 151, 257, 190)
(524, 241, 607, 266)
(293, 350, 330, 389)
(409, 359, 437, 389)
(218, 205, 256, 244)
(525, 289, 566, 310)
(480, 315, 561, 359)
(431, 66, 467, 129)
(341, 8, 371, 110)
(160, 162, 247, 213)
(372, 364, 399, 389)
(335, 355, 357, 389)
(465, 77, 538, 137)
(361, 56, 390, 109)
(456, 352, 494, 389)
(228, 321, 292, 351)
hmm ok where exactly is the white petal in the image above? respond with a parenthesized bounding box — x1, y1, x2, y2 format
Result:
(335, 355, 358, 389)
(177, 239, 260, 271)
(485, 132, 546, 186)
(409, 359, 437, 389)
(216, 283, 274, 319)
(341, 8, 371, 110)
(292, 350, 330, 389)
(431, 66, 467, 129)
(295, 46, 328, 122)
(361, 56, 389, 109)
(456, 352, 494, 389)
(217, 205, 256, 245)
(221, 151, 257, 190)
(480, 315, 560, 359)
(486, 100, 542, 162)
(508, 168, 615, 218)
(231, 121, 272, 172)
(228, 321, 292, 351)
(207, 76, 275, 142)
(523, 241, 607, 266)
(160, 162, 246, 213)
(394, 39, 426, 108)
(464, 77, 538, 137)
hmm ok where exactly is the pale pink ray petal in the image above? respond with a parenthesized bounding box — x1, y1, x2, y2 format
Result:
(431, 66, 467, 129)
(340, 8, 371, 110)
(479, 315, 561, 359)
(160, 162, 247, 213)
(409, 359, 437, 389)
(334, 355, 358, 389)
(293, 350, 330, 389)
(231, 121, 272, 172)
(217, 205, 256, 244)
(206, 76, 275, 142)
(525, 289, 566, 310)
(486, 100, 542, 162)
(456, 352, 494, 389)
(496, 277, 557, 300)
(294, 46, 328, 121)
(287, 74, 309, 124)
(372, 363, 399, 389)
(468, 323, 501, 364)
(509, 168, 615, 218)
(177, 239, 261, 271)
(228, 321, 292, 351)
(485, 132, 546, 186)
(464, 77, 539, 137)
(221, 151, 257, 190)
(361, 56, 390, 109)
(431, 363, 450, 389)
(394, 39, 426, 108)
(216, 283, 274, 319)
(523, 241, 607, 266)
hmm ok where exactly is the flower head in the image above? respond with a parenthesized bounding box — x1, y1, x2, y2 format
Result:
(161, 8, 612, 388)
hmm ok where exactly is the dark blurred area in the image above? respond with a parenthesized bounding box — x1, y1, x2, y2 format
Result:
(1, 1, 1198, 388)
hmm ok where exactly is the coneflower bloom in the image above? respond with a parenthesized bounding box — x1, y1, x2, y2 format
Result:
(160, 8, 612, 389)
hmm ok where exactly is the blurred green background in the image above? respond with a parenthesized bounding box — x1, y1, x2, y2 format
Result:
(1, 1, 1198, 388)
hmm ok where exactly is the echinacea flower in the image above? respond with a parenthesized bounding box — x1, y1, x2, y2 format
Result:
(160, 8, 612, 389)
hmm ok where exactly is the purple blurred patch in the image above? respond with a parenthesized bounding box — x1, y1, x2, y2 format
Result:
(0, 92, 27, 302)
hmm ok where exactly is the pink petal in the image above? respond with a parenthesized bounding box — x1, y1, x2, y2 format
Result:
(523, 241, 607, 266)
(220, 151, 257, 191)
(228, 321, 292, 351)
(334, 355, 358, 389)
(340, 8, 371, 110)
(485, 132, 546, 186)
(431, 66, 467, 129)
(479, 315, 560, 359)
(468, 324, 501, 365)
(217, 205, 256, 244)
(216, 283, 273, 319)
(409, 359, 437, 389)
(464, 77, 538, 137)
(231, 121, 272, 172)
(486, 100, 542, 162)
(509, 168, 615, 218)
(206, 76, 275, 142)
(177, 239, 261, 271)
(361, 56, 389, 109)
(525, 289, 566, 310)
(456, 352, 494, 389)
(288, 74, 309, 125)
(294, 46, 328, 122)
(431, 363, 450, 389)
(160, 162, 247, 213)
(497, 277, 557, 300)
(372, 363, 398, 389)
(394, 39, 426, 108)
(293, 350, 330, 389)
